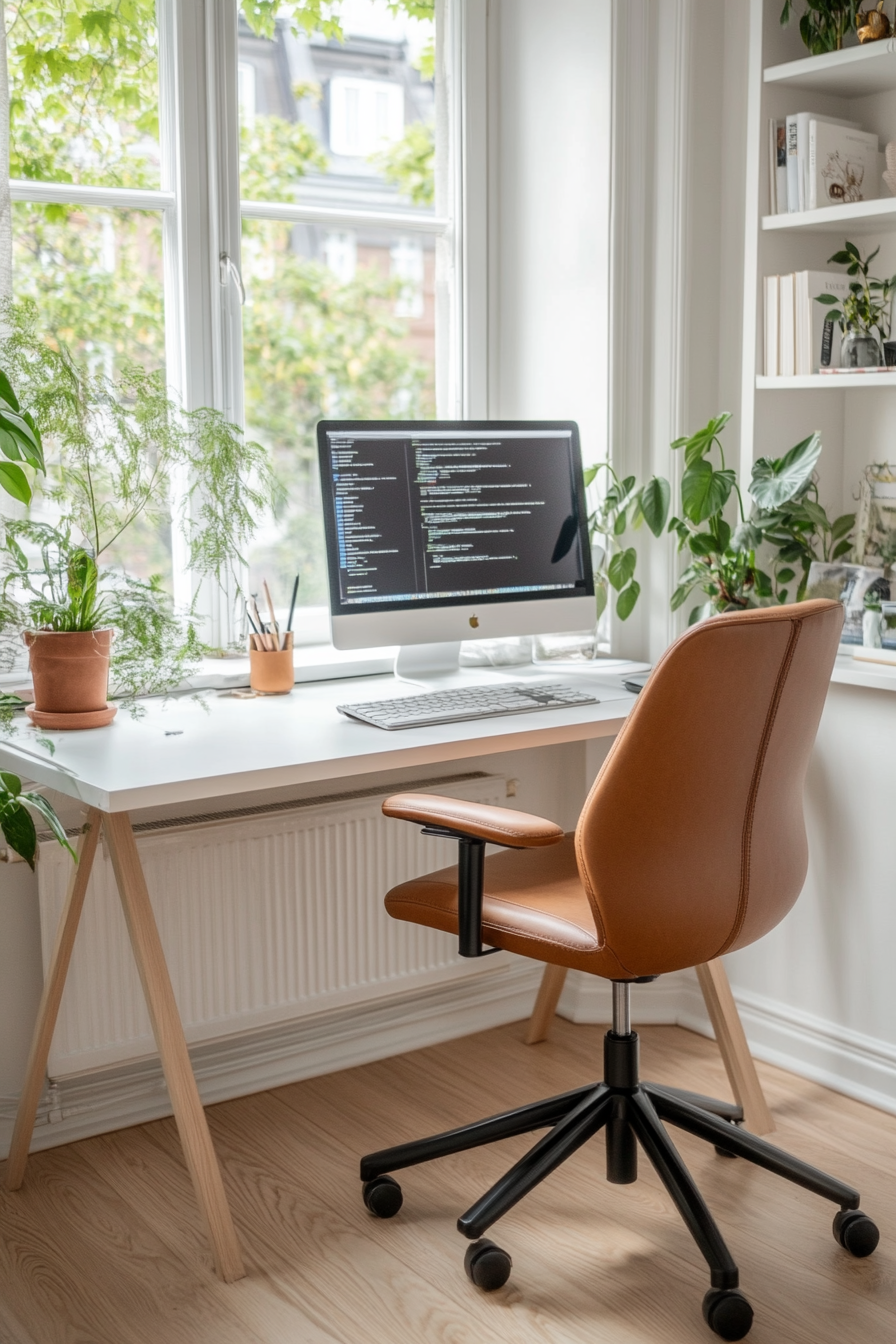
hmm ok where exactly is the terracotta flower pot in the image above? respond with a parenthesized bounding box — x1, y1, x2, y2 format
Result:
(23, 629, 117, 729)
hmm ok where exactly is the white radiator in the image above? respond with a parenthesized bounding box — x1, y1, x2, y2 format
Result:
(37, 772, 506, 1077)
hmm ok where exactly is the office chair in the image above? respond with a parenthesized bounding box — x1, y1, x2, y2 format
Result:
(359, 601, 879, 1341)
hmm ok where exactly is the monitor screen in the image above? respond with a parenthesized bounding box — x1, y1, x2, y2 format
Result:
(318, 421, 594, 623)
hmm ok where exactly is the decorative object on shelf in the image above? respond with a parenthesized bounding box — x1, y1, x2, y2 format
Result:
(854, 461, 896, 569)
(582, 463, 669, 623)
(857, 1, 892, 40)
(883, 141, 896, 195)
(655, 414, 854, 624)
(816, 240, 896, 368)
(780, 0, 861, 54)
(884, 341, 896, 366)
(0, 770, 74, 869)
(805, 561, 885, 642)
(862, 579, 889, 646)
(0, 301, 279, 726)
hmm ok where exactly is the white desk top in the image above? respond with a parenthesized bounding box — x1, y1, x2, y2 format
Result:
(0, 665, 640, 813)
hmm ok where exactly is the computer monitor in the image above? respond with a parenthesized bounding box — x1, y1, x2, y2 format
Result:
(317, 420, 595, 680)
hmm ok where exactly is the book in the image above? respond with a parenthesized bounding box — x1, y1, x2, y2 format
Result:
(785, 111, 861, 211)
(779, 273, 795, 377)
(764, 275, 779, 376)
(775, 122, 788, 214)
(809, 120, 879, 209)
(795, 270, 850, 373)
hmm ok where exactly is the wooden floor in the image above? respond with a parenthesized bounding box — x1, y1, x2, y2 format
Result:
(1, 1020, 894, 1344)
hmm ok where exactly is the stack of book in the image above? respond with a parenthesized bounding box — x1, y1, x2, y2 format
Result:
(764, 271, 850, 376)
(768, 113, 879, 214)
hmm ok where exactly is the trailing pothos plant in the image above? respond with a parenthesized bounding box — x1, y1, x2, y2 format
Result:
(0, 300, 279, 708)
(583, 463, 670, 622)
(0, 770, 75, 870)
(654, 413, 855, 624)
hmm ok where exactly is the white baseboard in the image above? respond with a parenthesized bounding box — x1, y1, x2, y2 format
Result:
(0, 958, 543, 1159)
(5, 961, 896, 1161)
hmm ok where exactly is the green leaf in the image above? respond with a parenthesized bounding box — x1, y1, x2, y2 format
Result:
(688, 532, 718, 557)
(582, 465, 599, 487)
(0, 372, 20, 412)
(0, 771, 22, 795)
(776, 567, 796, 584)
(0, 802, 37, 869)
(832, 538, 853, 559)
(608, 547, 637, 591)
(21, 793, 78, 862)
(681, 461, 736, 524)
(716, 519, 731, 552)
(639, 476, 671, 537)
(749, 432, 822, 509)
(595, 583, 608, 621)
(616, 580, 640, 621)
(831, 513, 855, 542)
(778, 590, 789, 603)
(0, 462, 32, 505)
(754, 569, 774, 597)
(613, 509, 627, 536)
(732, 520, 763, 551)
(815, 293, 840, 306)
(800, 499, 831, 530)
(671, 580, 696, 612)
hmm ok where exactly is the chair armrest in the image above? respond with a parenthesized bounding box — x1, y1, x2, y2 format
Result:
(382, 793, 565, 849)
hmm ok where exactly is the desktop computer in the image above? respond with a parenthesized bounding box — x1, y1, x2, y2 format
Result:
(317, 419, 595, 680)
(316, 420, 607, 729)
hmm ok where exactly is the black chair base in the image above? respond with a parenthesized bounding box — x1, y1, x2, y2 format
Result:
(359, 1030, 878, 1341)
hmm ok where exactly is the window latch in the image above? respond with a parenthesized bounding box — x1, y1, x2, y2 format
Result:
(219, 252, 246, 305)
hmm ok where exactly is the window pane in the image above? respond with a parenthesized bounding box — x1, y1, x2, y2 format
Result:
(12, 202, 170, 586)
(5, 0, 161, 188)
(238, 1, 439, 624)
(242, 217, 436, 619)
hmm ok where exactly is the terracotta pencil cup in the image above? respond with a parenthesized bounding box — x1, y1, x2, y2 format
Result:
(249, 632, 294, 695)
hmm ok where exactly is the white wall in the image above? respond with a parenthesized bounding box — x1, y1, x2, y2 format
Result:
(486, 0, 611, 465)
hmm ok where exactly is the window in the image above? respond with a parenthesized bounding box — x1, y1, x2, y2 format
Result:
(5, 0, 469, 649)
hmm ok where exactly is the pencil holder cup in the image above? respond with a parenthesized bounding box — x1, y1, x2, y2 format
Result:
(249, 632, 294, 695)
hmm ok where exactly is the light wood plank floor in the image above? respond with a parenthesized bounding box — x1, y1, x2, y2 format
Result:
(1, 1020, 894, 1344)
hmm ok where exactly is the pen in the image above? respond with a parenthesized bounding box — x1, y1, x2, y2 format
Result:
(262, 579, 281, 651)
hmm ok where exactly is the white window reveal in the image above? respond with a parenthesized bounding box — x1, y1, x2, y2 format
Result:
(329, 77, 405, 157)
(390, 237, 424, 318)
(238, 60, 257, 129)
(323, 231, 358, 283)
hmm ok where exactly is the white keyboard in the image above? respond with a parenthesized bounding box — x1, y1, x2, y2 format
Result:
(336, 681, 600, 730)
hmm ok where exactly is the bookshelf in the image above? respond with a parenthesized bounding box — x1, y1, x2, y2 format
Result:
(743, 4, 896, 514)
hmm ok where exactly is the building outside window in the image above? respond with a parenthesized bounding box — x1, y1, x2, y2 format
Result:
(4, 0, 452, 648)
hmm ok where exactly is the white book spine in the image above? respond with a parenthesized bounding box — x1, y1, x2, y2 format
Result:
(786, 115, 799, 212)
(780, 273, 795, 378)
(765, 276, 780, 377)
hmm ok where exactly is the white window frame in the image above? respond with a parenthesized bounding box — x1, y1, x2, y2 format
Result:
(8, 0, 487, 651)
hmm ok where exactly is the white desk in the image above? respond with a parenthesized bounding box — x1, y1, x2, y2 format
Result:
(0, 661, 770, 1279)
(0, 664, 637, 1282)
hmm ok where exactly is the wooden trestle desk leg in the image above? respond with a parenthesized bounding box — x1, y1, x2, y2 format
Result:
(102, 811, 245, 1282)
(6, 813, 101, 1191)
(525, 959, 775, 1136)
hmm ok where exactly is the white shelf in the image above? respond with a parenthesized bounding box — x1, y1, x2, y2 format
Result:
(764, 40, 896, 97)
(757, 373, 896, 389)
(762, 197, 896, 234)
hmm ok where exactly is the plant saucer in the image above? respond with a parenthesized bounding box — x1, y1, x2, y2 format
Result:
(26, 703, 118, 730)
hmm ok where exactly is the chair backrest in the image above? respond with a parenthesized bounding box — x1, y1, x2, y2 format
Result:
(574, 600, 843, 977)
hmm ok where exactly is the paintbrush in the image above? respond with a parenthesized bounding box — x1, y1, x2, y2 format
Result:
(286, 575, 299, 633)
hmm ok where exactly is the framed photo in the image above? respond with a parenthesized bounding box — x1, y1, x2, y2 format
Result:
(805, 562, 885, 644)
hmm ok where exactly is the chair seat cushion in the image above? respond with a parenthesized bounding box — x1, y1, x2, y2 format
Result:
(385, 834, 635, 978)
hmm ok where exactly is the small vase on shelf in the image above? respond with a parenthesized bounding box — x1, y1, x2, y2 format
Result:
(841, 330, 883, 369)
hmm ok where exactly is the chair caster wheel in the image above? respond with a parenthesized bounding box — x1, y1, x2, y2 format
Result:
(362, 1175, 403, 1218)
(702, 1288, 754, 1340)
(463, 1239, 512, 1292)
(833, 1209, 879, 1258)
(715, 1118, 742, 1158)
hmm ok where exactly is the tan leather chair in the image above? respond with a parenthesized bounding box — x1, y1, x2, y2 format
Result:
(359, 601, 879, 1341)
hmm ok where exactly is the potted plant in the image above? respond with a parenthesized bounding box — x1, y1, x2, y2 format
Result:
(584, 464, 669, 622)
(0, 769, 75, 868)
(0, 300, 278, 726)
(780, 1, 861, 53)
(815, 241, 896, 368)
